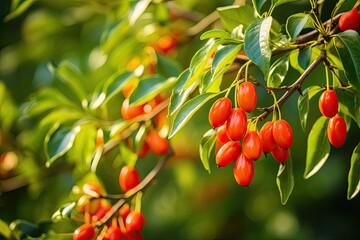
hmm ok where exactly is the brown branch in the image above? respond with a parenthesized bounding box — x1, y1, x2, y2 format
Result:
(187, 10, 219, 37)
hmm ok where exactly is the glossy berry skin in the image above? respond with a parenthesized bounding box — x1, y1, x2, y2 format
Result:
(126, 211, 145, 232)
(237, 82, 257, 112)
(327, 115, 347, 148)
(119, 166, 140, 192)
(319, 90, 338, 118)
(119, 204, 131, 221)
(271, 146, 289, 163)
(242, 131, 263, 160)
(73, 224, 96, 240)
(217, 124, 231, 143)
(259, 122, 276, 153)
(145, 130, 169, 155)
(226, 108, 247, 141)
(107, 226, 122, 240)
(91, 204, 112, 222)
(209, 98, 232, 128)
(216, 141, 242, 167)
(234, 153, 254, 186)
(137, 142, 150, 158)
(215, 138, 225, 156)
(121, 99, 145, 120)
(339, 8, 359, 32)
(272, 119, 293, 149)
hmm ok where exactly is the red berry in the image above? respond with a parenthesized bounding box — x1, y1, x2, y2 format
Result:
(82, 182, 103, 196)
(217, 124, 231, 143)
(119, 166, 140, 192)
(226, 108, 247, 141)
(339, 8, 359, 32)
(272, 119, 293, 149)
(237, 82, 257, 112)
(119, 204, 131, 221)
(77, 195, 101, 215)
(319, 90, 338, 118)
(271, 146, 289, 163)
(91, 204, 112, 222)
(73, 224, 96, 240)
(107, 226, 123, 240)
(215, 138, 225, 156)
(259, 122, 276, 152)
(126, 211, 145, 232)
(216, 141, 242, 167)
(137, 142, 150, 158)
(233, 152, 254, 186)
(242, 131, 263, 160)
(327, 115, 347, 148)
(208, 98, 232, 128)
(121, 99, 145, 120)
(145, 130, 169, 155)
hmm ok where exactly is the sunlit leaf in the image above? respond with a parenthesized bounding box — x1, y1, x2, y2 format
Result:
(199, 129, 217, 173)
(268, 53, 289, 87)
(200, 29, 232, 40)
(272, 0, 301, 8)
(129, 0, 152, 25)
(5, 0, 35, 21)
(251, 0, 267, 15)
(101, 19, 130, 53)
(348, 143, 360, 199)
(217, 4, 255, 32)
(168, 69, 193, 116)
(286, 13, 312, 40)
(304, 116, 330, 179)
(52, 202, 76, 221)
(0, 219, 11, 239)
(119, 141, 138, 167)
(276, 155, 294, 205)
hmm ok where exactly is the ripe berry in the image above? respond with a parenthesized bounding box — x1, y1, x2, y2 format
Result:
(234, 152, 254, 186)
(339, 8, 360, 32)
(126, 211, 145, 232)
(237, 82, 257, 112)
(119, 204, 131, 221)
(145, 130, 169, 155)
(119, 166, 140, 192)
(271, 146, 289, 163)
(107, 226, 122, 240)
(82, 182, 103, 197)
(242, 131, 263, 160)
(77, 195, 101, 215)
(217, 124, 231, 143)
(319, 90, 338, 118)
(121, 99, 145, 120)
(259, 122, 276, 152)
(215, 138, 225, 156)
(216, 141, 242, 167)
(272, 119, 293, 149)
(327, 115, 347, 148)
(73, 224, 96, 240)
(154, 35, 177, 54)
(226, 108, 247, 141)
(209, 98, 232, 128)
(137, 142, 150, 158)
(91, 204, 112, 222)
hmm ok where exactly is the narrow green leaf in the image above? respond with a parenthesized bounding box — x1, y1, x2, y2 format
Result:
(297, 86, 323, 131)
(304, 116, 330, 179)
(4, 0, 34, 21)
(199, 129, 217, 173)
(298, 46, 312, 70)
(129, 76, 175, 105)
(102, 19, 130, 53)
(217, 4, 255, 32)
(334, 31, 360, 90)
(212, 44, 242, 77)
(268, 53, 289, 87)
(276, 155, 294, 205)
(129, 0, 152, 25)
(348, 143, 360, 199)
(200, 29, 232, 40)
(169, 93, 217, 138)
(0, 219, 11, 239)
(244, 17, 273, 79)
(46, 126, 81, 167)
(168, 69, 193, 116)
(286, 13, 312, 40)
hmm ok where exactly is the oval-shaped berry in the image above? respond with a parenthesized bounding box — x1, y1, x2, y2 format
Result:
(226, 108, 247, 141)
(242, 131, 263, 160)
(319, 90, 338, 118)
(272, 119, 293, 149)
(121, 98, 145, 120)
(271, 146, 289, 163)
(107, 226, 123, 240)
(126, 211, 145, 232)
(216, 141, 242, 167)
(217, 124, 231, 143)
(145, 130, 169, 155)
(215, 138, 225, 156)
(234, 152, 254, 186)
(259, 122, 276, 153)
(73, 224, 96, 240)
(339, 8, 360, 32)
(82, 182, 103, 197)
(91, 204, 112, 223)
(237, 82, 257, 112)
(119, 166, 140, 192)
(327, 115, 347, 148)
(208, 98, 232, 128)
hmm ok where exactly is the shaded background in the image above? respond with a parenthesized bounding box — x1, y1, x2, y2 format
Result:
(1, 0, 360, 239)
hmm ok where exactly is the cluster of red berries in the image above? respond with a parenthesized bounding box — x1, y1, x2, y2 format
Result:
(74, 181, 144, 240)
(319, 89, 347, 147)
(209, 82, 293, 186)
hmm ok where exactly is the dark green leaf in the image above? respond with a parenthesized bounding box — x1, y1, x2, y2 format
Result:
(336, 88, 360, 128)
(156, 52, 181, 78)
(276, 155, 294, 205)
(268, 53, 289, 87)
(304, 116, 330, 179)
(298, 46, 312, 70)
(52, 202, 76, 221)
(217, 4, 255, 32)
(9, 219, 41, 237)
(200, 29, 232, 40)
(348, 143, 360, 199)
(272, 0, 300, 8)
(199, 70, 212, 94)
(199, 129, 217, 173)
(5, 0, 34, 21)
(244, 17, 273, 78)
(286, 13, 312, 40)
(169, 93, 218, 138)
(168, 69, 193, 116)
(251, 0, 267, 15)
(297, 86, 323, 131)
(334, 31, 360, 90)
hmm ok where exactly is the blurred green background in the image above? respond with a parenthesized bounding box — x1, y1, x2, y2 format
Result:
(1, 0, 360, 239)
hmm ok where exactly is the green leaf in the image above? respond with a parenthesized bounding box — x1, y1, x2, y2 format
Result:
(276, 155, 294, 205)
(348, 143, 360, 199)
(199, 129, 217, 173)
(102, 19, 130, 53)
(168, 69, 193, 116)
(304, 116, 330, 179)
(200, 29, 232, 40)
(297, 86, 323, 131)
(9, 219, 41, 237)
(334, 31, 360, 90)
(0, 219, 11, 239)
(119, 141, 138, 167)
(156, 52, 181, 78)
(286, 13, 312, 40)
(46, 126, 82, 167)
(217, 4, 255, 32)
(4, 0, 35, 21)
(251, 0, 267, 15)
(169, 93, 218, 138)
(154, 2, 170, 24)
(298, 46, 312, 70)
(110, 120, 132, 138)
(336, 88, 360, 127)
(129, 0, 152, 25)
(272, 0, 300, 8)
(52, 202, 76, 221)
(244, 17, 273, 79)
(268, 53, 289, 87)
(129, 76, 175, 105)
